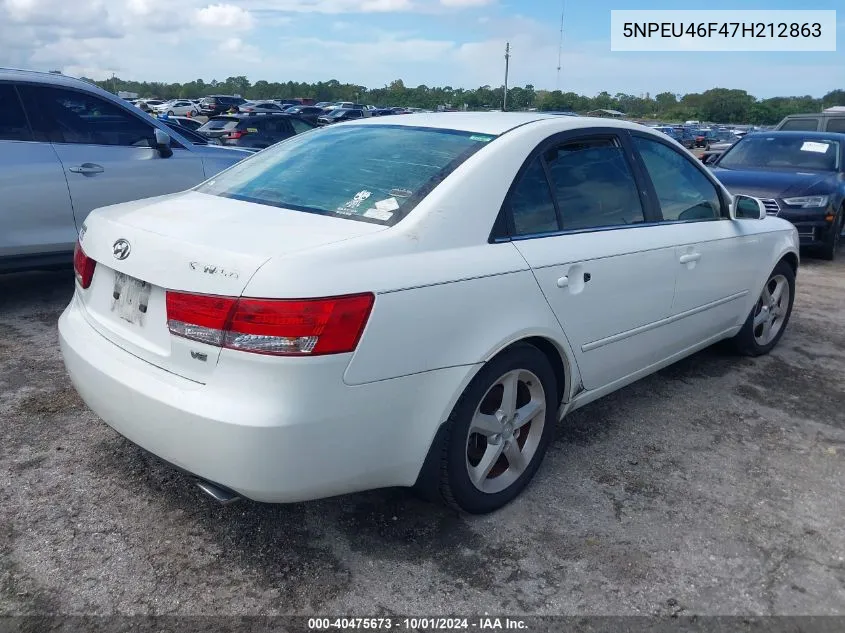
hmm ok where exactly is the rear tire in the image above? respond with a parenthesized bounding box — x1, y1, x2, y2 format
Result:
(167, 110, 174, 116)
(436, 344, 558, 514)
(731, 260, 795, 356)
(190, 110, 197, 117)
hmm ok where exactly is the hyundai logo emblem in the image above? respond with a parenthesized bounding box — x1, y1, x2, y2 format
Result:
(112, 239, 131, 260)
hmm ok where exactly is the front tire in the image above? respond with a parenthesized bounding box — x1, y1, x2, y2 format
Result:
(731, 260, 795, 356)
(167, 110, 174, 116)
(436, 344, 558, 514)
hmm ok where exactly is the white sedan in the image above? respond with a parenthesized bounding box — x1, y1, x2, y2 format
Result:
(59, 114, 800, 514)
(153, 100, 198, 116)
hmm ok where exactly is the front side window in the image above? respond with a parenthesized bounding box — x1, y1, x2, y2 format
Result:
(24, 86, 154, 147)
(0, 84, 32, 142)
(826, 118, 845, 133)
(634, 135, 721, 221)
(545, 138, 645, 230)
(197, 124, 494, 225)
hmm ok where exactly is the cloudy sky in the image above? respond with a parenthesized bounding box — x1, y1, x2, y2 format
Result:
(1, 0, 842, 97)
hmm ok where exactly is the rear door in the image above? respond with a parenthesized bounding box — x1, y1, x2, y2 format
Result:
(630, 133, 761, 353)
(19, 84, 205, 229)
(507, 130, 679, 390)
(0, 82, 76, 258)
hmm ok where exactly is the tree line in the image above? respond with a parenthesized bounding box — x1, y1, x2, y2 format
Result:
(85, 74, 844, 125)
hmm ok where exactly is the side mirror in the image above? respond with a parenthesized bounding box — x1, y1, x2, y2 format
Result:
(732, 194, 766, 220)
(154, 128, 173, 158)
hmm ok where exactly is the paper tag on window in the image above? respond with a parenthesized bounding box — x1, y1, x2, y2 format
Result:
(800, 141, 830, 153)
(363, 208, 394, 221)
(375, 197, 400, 212)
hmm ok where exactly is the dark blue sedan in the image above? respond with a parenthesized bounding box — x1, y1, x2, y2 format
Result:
(711, 131, 845, 260)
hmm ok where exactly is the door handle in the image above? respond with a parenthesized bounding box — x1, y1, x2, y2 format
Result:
(556, 276, 569, 288)
(679, 253, 701, 264)
(68, 163, 104, 175)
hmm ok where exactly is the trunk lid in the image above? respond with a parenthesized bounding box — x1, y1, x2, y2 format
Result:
(77, 191, 385, 383)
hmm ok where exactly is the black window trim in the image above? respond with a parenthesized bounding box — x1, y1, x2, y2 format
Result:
(15, 81, 188, 150)
(490, 127, 659, 243)
(0, 81, 36, 143)
(628, 130, 730, 224)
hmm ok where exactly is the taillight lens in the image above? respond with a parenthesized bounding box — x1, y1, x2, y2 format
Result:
(73, 240, 96, 289)
(225, 130, 246, 139)
(166, 292, 374, 356)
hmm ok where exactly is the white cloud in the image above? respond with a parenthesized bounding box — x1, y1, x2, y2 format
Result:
(218, 36, 261, 61)
(440, 0, 491, 7)
(195, 3, 255, 30)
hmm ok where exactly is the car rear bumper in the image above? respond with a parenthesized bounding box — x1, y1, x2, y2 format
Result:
(59, 294, 473, 503)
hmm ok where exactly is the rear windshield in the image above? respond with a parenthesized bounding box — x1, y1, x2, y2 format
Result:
(201, 117, 239, 130)
(196, 124, 496, 225)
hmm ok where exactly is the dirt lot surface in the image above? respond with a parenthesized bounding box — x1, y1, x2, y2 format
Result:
(1, 255, 844, 617)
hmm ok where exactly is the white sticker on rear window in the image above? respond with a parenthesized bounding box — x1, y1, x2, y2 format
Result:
(338, 190, 372, 212)
(363, 208, 394, 221)
(470, 135, 493, 142)
(374, 197, 400, 212)
(800, 141, 830, 153)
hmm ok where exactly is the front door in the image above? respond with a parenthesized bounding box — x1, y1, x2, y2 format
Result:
(18, 84, 205, 230)
(0, 82, 76, 258)
(506, 133, 679, 390)
(629, 134, 761, 353)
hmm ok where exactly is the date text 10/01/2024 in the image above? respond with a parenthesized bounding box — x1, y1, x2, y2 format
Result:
(308, 617, 528, 630)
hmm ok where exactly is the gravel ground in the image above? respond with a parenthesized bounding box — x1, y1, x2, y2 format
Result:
(1, 255, 844, 618)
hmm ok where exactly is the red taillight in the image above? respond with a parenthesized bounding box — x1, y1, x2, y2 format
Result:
(225, 130, 246, 139)
(165, 292, 374, 356)
(73, 240, 96, 289)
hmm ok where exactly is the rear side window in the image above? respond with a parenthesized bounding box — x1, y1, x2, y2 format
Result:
(197, 124, 494, 225)
(634, 136, 721, 222)
(826, 118, 845, 133)
(0, 84, 32, 142)
(779, 118, 819, 131)
(290, 119, 315, 134)
(509, 158, 559, 236)
(544, 138, 644, 230)
(21, 86, 154, 147)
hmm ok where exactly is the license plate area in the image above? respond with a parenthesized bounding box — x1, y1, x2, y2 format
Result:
(111, 272, 152, 326)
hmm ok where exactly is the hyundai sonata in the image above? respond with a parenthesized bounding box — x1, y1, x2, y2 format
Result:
(60, 113, 800, 513)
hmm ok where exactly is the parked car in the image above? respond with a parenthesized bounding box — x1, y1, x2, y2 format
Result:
(317, 108, 365, 125)
(694, 129, 719, 148)
(711, 131, 844, 259)
(196, 113, 316, 149)
(162, 115, 204, 132)
(654, 126, 696, 149)
(0, 68, 253, 271)
(280, 105, 325, 123)
(239, 101, 286, 114)
(60, 113, 799, 514)
(776, 112, 845, 133)
(160, 119, 222, 145)
(199, 95, 247, 116)
(153, 100, 198, 117)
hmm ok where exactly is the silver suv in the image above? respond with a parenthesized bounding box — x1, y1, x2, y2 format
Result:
(0, 68, 253, 272)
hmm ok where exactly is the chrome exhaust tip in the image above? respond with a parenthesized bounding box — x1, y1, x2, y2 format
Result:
(196, 479, 242, 505)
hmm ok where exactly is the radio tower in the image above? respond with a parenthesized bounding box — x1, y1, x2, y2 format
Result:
(555, 1, 565, 90)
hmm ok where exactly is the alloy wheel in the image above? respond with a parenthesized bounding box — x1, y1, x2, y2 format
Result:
(465, 369, 546, 494)
(752, 274, 790, 346)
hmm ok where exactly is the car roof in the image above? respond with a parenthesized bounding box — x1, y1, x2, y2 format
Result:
(744, 130, 845, 140)
(0, 67, 107, 90)
(335, 112, 667, 138)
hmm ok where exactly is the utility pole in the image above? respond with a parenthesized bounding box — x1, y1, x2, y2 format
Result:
(556, 1, 564, 90)
(503, 42, 510, 111)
